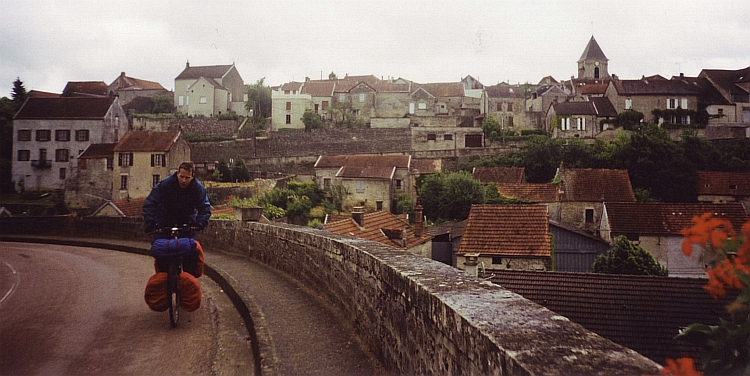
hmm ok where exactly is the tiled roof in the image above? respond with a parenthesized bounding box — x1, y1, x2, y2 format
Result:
(578, 36, 608, 62)
(123, 96, 154, 113)
(696, 170, 750, 196)
(496, 183, 560, 203)
(28, 90, 61, 98)
(410, 158, 441, 175)
(425, 220, 466, 239)
(110, 197, 146, 217)
(336, 165, 395, 179)
(413, 82, 464, 97)
(63, 81, 108, 96)
(472, 167, 525, 184)
(485, 85, 525, 98)
(457, 204, 551, 257)
(281, 81, 303, 92)
(79, 143, 117, 159)
(323, 211, 431, 250)
(490, 270, 735, 366)
(14, 97, 116, 120)
(314, 155, 350, 168)
(114, 74, 166, 90)
(612, 77, 702, 96)
(552, 97, 617, 117)
(371, 81, 411, 93)
(701, 66, 750, 86)
(673, 76, 733, 105)
(558, 167, 636, 202)
(604, 202, 748, 235)
(315, 154, 410, 170)
(301, 81, 335, 97)
(579, 83, 608, 95)
(113, 130, 180, 152)
(176, 64, 233, 80)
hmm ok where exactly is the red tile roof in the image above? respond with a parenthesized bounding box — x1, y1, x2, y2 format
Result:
(301, 81, 335, 97)
(79, 143, 117, 159)
(696, 170, 750, 196)
(28, 90, 61, 98)
(579, 83, 608, 95)
(472, 167, 525, 184)
(315, 154, 411, 169)
(281, 81, 303, 92)
(63, 81, 108, 96)
(604, 202, 748, 235)
(115, 75, 166, 91)
(612, 77, 702, 96)
(113, 131, 180, 152)
(336, 165, 395, 179)
(14, 97, 116, 120)
(552, 97, 617, 117)
(496, 183, 560, 203)
(558, 167, 636, 202)
(105, 197, 146, 217)
(412, 82, 464, 97)
(485, 85, 526, 98)
(314, 155, 350, 168)
(176, 64, 234, 80)
(457, 204, 551, 257)
(323, 211, 431, 249)
(490, 270, 734, 367)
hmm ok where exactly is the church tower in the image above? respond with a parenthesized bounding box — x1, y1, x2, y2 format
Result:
(577, 36, 609, 80)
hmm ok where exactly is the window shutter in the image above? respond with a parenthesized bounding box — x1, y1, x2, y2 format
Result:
(151, 154, 155, 167)
(118, 153, 122, 166)
(129, 153, 133, 166)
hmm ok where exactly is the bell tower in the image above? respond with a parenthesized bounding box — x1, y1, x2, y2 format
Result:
(577, 36, 609, 80)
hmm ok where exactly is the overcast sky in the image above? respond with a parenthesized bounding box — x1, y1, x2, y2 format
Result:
(2, 0, 749, 98)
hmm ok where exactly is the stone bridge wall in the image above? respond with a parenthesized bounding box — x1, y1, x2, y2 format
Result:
(0, 217, 658, 375)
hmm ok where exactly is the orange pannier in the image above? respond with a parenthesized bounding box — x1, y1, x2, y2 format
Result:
(144, 272, 169, 312)
(178, 272, 202, 312)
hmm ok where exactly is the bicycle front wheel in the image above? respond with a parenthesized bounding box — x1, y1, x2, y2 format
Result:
(169, 289, 180, 328)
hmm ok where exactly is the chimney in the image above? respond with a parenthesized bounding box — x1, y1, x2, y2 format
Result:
(401, 228, 408, 247)
(352, 207, 365, 227)
(413, 199, 423, 237)
(186, 60, 190, 68)
(120, 72, 126, 78)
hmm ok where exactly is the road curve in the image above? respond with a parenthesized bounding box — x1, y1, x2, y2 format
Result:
(0, 242, 245, 375)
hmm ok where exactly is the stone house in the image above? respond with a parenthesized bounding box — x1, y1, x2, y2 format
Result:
(12, 96, 128, 191)
(111, 130, 190, 200)
(457, 204, 552, 272)
(485, 84, 529, 132)
(64, 143, 117, 209)
(90, 197, 146, 218)
(547, 97, 617, 138)
(550, 164, 637, 235)
(107, 72, 170, 113)
(323, 208, 432, 258)
(696, 170, 750, 206)
(600, 202, 748, 277)
(699, 66, 750, 123)
(313, 154, 412, 213)
(174, 62, 247, 117)
(527, 84, 569, 130)
(672, 75, 735, 124)
(604, 75, 702, 125)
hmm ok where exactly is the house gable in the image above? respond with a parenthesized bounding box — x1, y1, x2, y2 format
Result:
(457, 204, 551, 258)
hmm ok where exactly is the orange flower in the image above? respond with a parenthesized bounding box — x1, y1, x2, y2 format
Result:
(660, 358, 701, 376)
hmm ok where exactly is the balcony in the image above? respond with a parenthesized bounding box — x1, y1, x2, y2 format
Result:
(31, 159, 52, 169)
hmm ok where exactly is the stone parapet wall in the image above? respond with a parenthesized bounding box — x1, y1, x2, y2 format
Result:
(0, 217, 659, 375)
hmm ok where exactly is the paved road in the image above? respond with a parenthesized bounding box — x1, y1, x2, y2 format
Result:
(0, 242, 253, 375)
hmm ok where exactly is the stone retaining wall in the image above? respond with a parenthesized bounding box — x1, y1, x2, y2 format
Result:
(0, 217, 659, 375)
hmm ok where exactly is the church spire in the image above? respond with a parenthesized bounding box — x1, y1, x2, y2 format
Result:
(577, 36, 610, 80)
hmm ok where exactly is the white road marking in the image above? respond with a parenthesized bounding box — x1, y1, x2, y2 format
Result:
(1, 261, 19, 305)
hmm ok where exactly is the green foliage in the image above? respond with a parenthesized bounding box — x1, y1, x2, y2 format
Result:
(260, 188, 295, 209)
(307, 218, 323, 228)
(231, 157, 251, 182)
(11, 78, 28, 110)
(676, 319, 750, 375)
(262, 203, 286, 220)
(482, 115, 503, 142)
(286, 194, 313, 221)
(591, 236, 668, 276)
(613, 110, 644, 130)
(218, 111, 239, 120)
(227, 195, 258, 208)
(245, 78, 272, 118)
(301, 109, 323, 131)
(211, 168, 223, 182)
(325, 183, 348, 212)
(395, 194, 413, 215)
(287, 180, 324, 207)
(216, 159, 232, 183)
(484, 182, 528, 204)
(211, 213, 235, 220)
(417, 171, 484, 222)
(151, 94, 173, 114)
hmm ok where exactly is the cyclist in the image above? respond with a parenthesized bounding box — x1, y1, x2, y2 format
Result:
(142, 161, 211, 276)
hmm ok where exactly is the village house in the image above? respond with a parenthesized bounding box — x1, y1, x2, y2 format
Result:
(174, 62, 247, 117)
(457, 204, 552, 273)
(484, 84, 529, 132)
(696, 170, 750, 206)
(546, 97, 618, 138)
(64, 143, 117, 209)
(699, 66, 750, 123)
(107, 72, 170, 114)
(323, 207, 432, 258)
(111, 130, 190, 200)
(604, 75, 702, 125)
(12, 96, 128, 192)
(600, 202, 748, 278)
(90, 197, 146, 218)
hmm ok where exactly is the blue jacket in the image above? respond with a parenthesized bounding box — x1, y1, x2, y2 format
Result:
(142, 172, 211, 233)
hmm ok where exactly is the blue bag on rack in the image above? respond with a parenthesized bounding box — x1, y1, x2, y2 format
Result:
(151, 237, 196, 257)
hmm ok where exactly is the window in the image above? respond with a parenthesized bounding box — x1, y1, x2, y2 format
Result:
(75, 130, 89, 141)
(444, 134, 453, 141)
(585, 208, 594, 223)
(359, 93, 366, 102)
(625, 98, 632, 110)
(427, 133, 436, 141)
(36, 130, 51, 141)
(323, 178, 331, 189)
(120, 175, 128, 190)
(561, 118, 571, 130)
(314, 104, 319, 114)
(199, 96, 207, 104)
(59, 168, 66, 179)
(107, 157, 114, 170)
(178, 96, 184, 106)
(409, 103, 415, 114)
(151, 154, 165, 167)
(507, 102, 513, 112)
(576, 117, 586, 130)
(322, 101, 329, 110)
(55, 130, 70, 141)
(376, 201, 383, 211)
(339, 93, 346, 102)
(118, 152, 133, 166)
(681, 98, 688, 109)
(17, 130, 31, 141)
(718, 109, 724, 116)
(667, 98, 677, 109)
(356, 179, 365, 193)
(507, 116, 514, 127)
(396, 179, 402, 189)
(594, 67, 600, 79)
(55, 149, 69, 162)
(286, 102, 291, 111)
(17, 150, 30, 161)
(496, 102, 502, 111)
(152, 175, 161, 187)
(418, 102, 427, 110)
(285, 115, 291, 124)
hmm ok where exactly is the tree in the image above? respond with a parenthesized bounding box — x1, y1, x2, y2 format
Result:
(216, 158, 232, 182)
(516, 135, 564, 183)
(325, 183, 348, 213)
(151, 93, 173, 114)
(417, 171, 484, 222)
(301, 108, 322, 131)
(245, 78, 272, 120)
(482, 115, 502, 142)
(591, 236, 668, 276)
(11, 77, 28, 111)
(395, 194, 413, 215)
(231, 157, 251, 182)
